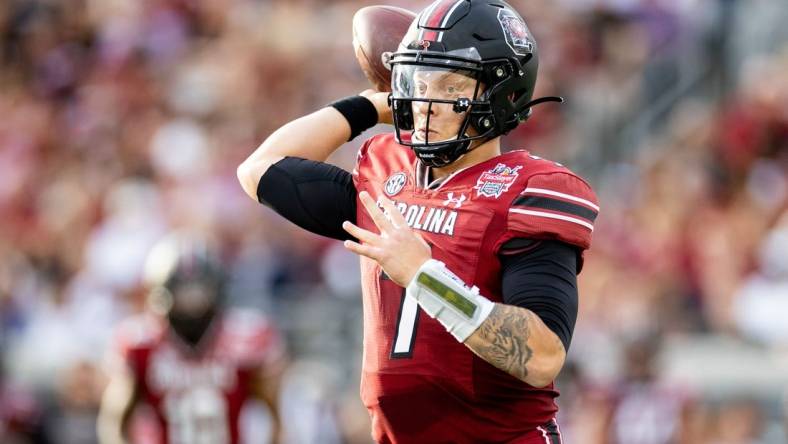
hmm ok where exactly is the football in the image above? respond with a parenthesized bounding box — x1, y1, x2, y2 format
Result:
(352, 5, 416, 92)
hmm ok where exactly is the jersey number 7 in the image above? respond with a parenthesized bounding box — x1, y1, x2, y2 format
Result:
(390, 287, 421, 358)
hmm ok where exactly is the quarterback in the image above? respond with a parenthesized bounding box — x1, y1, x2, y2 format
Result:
(238, 1, 597, 442)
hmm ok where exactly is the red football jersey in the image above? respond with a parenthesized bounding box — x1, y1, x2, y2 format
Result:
(113, 309, 284, 444)
(353, 134, 598, 443)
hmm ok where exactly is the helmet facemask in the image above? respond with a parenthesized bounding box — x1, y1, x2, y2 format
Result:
(389, 49, 497, 167)
(166, 280, 221, 346)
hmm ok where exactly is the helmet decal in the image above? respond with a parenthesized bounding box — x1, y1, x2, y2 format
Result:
(497, 8, 534, 56)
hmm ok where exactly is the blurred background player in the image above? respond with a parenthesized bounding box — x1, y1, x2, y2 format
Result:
(97, 233, 285, 444)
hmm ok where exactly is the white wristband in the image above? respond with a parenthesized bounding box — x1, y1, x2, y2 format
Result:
(406, 259, 495, 342)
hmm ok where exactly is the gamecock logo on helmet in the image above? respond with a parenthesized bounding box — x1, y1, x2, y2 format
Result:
(498, 9, 533, 56)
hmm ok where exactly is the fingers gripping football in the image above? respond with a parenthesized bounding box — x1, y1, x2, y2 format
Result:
(343, 191, 431, 287)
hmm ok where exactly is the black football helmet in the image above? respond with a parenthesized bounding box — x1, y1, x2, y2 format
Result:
(143, 232, 226, 346)
(387, 0, 561, 167)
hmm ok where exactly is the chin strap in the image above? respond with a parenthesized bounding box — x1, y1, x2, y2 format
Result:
(517, 96, 564, 122)
(406, 259, 495, 342)
(525, 96, 564, 108)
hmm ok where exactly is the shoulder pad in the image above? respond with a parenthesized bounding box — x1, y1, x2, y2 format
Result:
(506, 171, 599, 250)
(353, 133, 413, 184)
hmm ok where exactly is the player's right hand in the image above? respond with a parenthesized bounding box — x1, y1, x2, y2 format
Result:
(342, 191, 432, 288)
(360, 89, 394, 125)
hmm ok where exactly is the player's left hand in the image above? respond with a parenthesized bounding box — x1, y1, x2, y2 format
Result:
(342, 191, 431, 287)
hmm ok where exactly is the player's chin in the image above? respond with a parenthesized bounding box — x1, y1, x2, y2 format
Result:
(413, 129, 455, 144)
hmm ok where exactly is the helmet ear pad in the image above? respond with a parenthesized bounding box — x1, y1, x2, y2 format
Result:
(472, 57, 536, 136)
(468, 97, 495, 135)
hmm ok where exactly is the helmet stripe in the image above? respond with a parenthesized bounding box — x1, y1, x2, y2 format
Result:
(436, 0, 464, 42)
(420, 0, 463, 43)
(417, 1, 440, 40)
(425, 0, 458, 28)
(439, 0, 465, 28)
(422, 29, 438, 41)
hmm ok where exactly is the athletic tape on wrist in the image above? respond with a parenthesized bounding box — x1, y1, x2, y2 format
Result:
(328, 96, 378, 141)
(406, 259, 495, 342)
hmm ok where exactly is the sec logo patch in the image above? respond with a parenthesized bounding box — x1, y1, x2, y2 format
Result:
(384, 172, 407, 196)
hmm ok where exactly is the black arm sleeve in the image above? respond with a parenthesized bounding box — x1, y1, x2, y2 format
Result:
(499, 239, 579, 351)
(257, 157, 357, 241)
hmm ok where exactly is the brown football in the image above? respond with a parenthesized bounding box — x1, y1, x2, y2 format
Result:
(352, 5, 416, 92)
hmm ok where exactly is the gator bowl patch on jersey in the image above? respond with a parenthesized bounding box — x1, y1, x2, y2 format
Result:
(473, 163, 522, 198)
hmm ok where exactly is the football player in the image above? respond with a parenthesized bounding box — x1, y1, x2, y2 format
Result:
(97, 233, 285, 444)
(237, 0, 598, 442)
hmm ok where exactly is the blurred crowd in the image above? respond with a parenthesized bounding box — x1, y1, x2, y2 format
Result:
(0, 0, 786, 443)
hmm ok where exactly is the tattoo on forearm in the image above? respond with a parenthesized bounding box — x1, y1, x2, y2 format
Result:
(470, 304, 533, 381)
